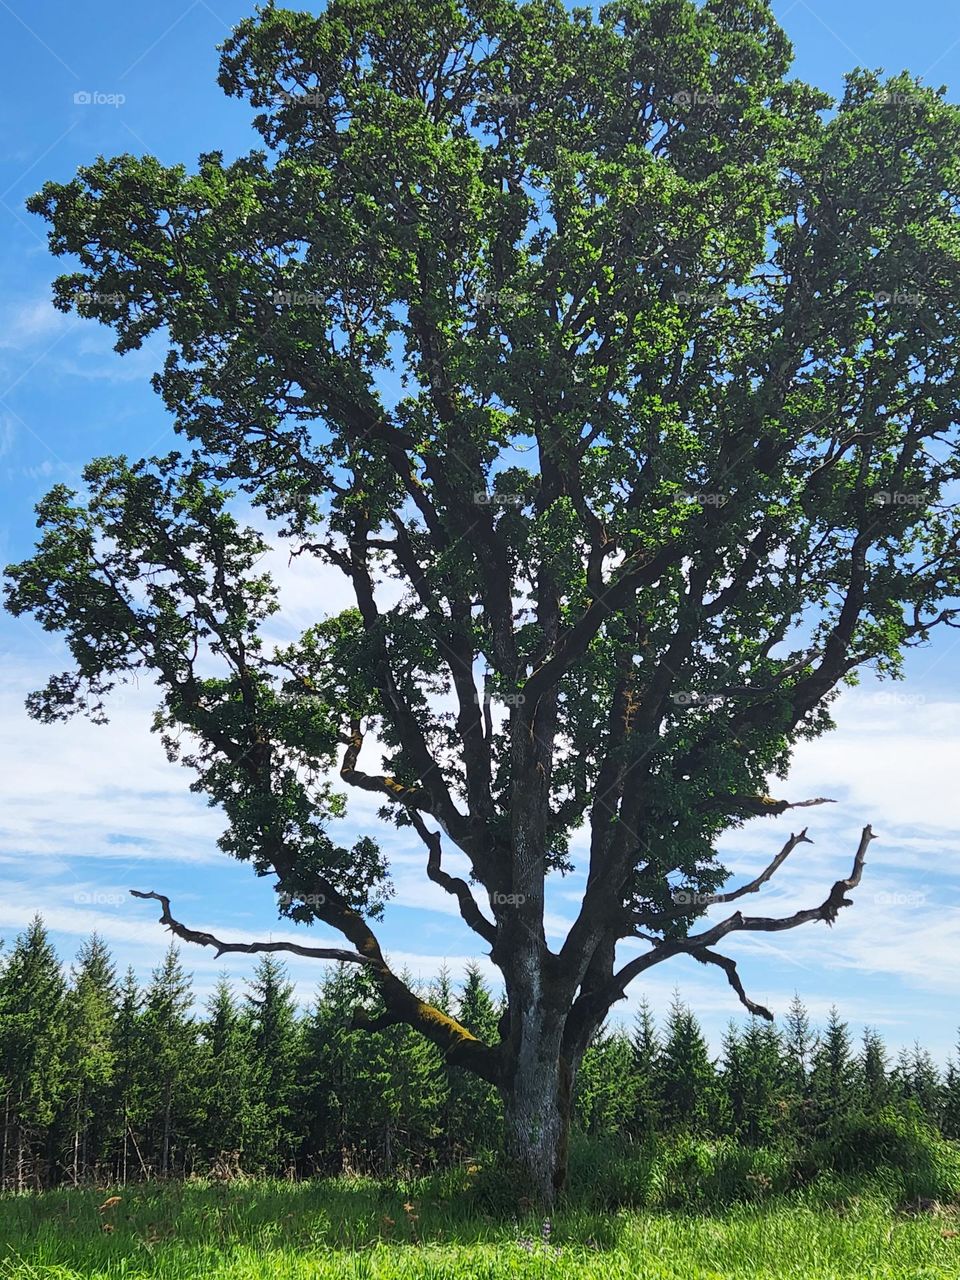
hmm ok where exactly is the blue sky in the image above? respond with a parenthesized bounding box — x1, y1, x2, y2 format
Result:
(2, 0, 960, 1062)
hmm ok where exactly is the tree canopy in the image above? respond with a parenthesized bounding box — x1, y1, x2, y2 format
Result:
(7, 0, 960, 1199)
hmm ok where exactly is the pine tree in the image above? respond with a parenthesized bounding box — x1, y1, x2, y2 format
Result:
(139, 945, 196, 1176)
(781, 995, 814, 1135)
(110, 967, 145, 1183)
(449, 963, 501, 1157)
(907, 1043, 943, 1127)
(244, 956, 303, 1174)
(0, 917, 67, 1189)
(719, 1023, 746, 1137)
(575, 1025, 638, 1136)
(809, 1006, 856, 1136)
(299, 964, 382, 1174)
(196, 976, 265, 1172)
(659, 993, 717, 1134)
(60, 933, 118, 1183)
(428, 965, 455, 1015)
(366, 971, 449, 1174)
(889, 1047, 913, 1108)
(855, 1027, 891, 1113)
(782, 995, 813, 1092)
(942, 1037, 960, 1139)
(739, 1022, 785, 1145)
(630, 997, 662, 1137)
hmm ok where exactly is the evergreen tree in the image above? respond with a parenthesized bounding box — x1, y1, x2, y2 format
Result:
(428, 965, 455, 1015)
(630, 998, 662, 1137)
(449, 964, 501, 1157)
(59, 933, 118, 1183)
(139, 945, 197, 1176)
(720, 1021, 785, 1144)
(738, 1023, 785, 1145)
(0, 917, 67, 1189)
(782, 995, 813, 1094)
(109, 966, 145, 1183)
(719, 1023, 746, 1138)
(906, 1044, 943, 1127)
(576, 1025, 638, 1137)
(197, 976, 265, 1172)
(299, 965, 379, 1174)
(809, 1007, 856, 1135)
(889, 1047, 914, 1108)
(659, 994, 717, 1134)
(942, 1038, 960, 1139)
(244, 956, 303, 1173)
(366, 971, 449, 1174)
(855, 1027, 891, 1112)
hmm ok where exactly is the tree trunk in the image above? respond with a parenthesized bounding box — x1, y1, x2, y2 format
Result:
(501, 1025, 574, 1206)
(162, 1086, 172, 1176)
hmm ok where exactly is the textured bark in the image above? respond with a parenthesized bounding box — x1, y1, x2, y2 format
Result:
(499, 996, 574, 1205)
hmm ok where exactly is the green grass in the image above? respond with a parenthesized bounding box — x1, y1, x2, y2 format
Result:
(3, 1170, 960, 1280)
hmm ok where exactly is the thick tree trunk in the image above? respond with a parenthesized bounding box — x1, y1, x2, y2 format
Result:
(501, 1023, 574, 1206)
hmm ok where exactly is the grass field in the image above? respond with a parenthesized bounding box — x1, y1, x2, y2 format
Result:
(3, 1168, 960, 1280)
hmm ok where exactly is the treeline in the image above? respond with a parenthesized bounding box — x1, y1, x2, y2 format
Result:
(1, 916, 958, 1191)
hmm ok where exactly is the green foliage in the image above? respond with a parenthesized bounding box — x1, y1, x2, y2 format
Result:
(137, 946, 199, 1177)
(195, 978, 266, 1170)
(658, 994, 718, 1134)
(575, 1027, 638, 1136)
(7, 8, 960, 1137)
(808, 1006, 857, 1136)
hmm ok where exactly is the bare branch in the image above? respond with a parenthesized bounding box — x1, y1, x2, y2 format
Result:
(339, 720, 434, 809)
(131, 888, 502, 1082)
(709, 828, 813, 903)
(606, 824, 876, 1007)
(685, 823, 876, 947)
(409, 811, 497, 944)
(688, 947, 774, 1020)
(129, 890, 375, 964)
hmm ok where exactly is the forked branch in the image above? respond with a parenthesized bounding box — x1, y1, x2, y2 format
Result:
(609, 824, 876, 1009)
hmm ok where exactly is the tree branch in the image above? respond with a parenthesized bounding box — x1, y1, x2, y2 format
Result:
(688, 947, 774, 1021)
(709, 828, 813, 903)
(129, 890, 375, 964)
(603, 824, 876, 1013)
(697, 795, 836, 819)
(409, 811, 497, 944)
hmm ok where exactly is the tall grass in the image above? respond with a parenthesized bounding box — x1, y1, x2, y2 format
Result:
(3, 1128, 960, 1278)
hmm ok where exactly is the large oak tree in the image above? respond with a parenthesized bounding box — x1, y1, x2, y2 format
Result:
(7, 0, 960, 1202)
